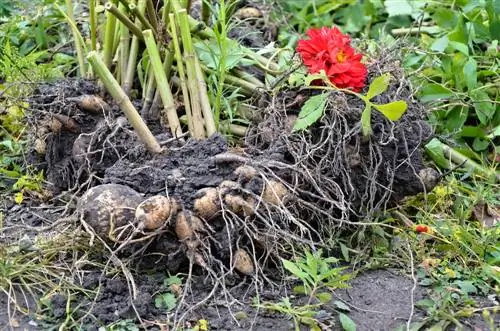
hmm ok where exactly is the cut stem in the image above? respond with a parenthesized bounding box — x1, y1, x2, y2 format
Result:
(143, 30, 183, 138)
(103, 0, 118, 69)
(123, 0, 146, 94)
(89, 0, 97, 51)
(145, 0, 159, 32)
(169, 13, 201, 138)
(177, 9, 206, 137)
(105, 2, 144, 40)
(88, 51, 162, 154)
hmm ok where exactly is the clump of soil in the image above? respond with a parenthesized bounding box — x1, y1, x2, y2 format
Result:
(3, 43, 438, 329)
(247, 44, 434, 235)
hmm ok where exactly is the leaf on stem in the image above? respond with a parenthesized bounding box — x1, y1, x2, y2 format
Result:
(292, 93, 329, 131)
(366, 73, 390, 100)
(373, 100, 407, 121)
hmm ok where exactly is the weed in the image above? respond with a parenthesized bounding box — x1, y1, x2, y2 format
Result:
(154, 274, 183, 312)
(258, 249, 354, 330)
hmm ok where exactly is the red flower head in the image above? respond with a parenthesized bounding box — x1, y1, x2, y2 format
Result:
(296, 27, 367, 91)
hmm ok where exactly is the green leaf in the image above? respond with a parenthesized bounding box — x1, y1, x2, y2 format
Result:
(430, 36, 449, 52)
(470, 90, 495, 125)
(304, 71, 329, 86)
(292, 285, 307, 294)
(333, 300, 351, 312)
(448, 41, 469, 55)
(282, 259, 309, 280)
(339, 313, 356, 331)
(455, 280, 478, 294)
(384, 0, 413, 16)
(155, 293, 177, 311)
(361, 104, 372, 136)
(339, 243, 349, 262)
(425, 138, 451, 169)
(432, 8, 458, 29)
(373, 101, 407, 121)
(463, 58, 477, 91)
(316, 292, 332, 303)
(420, 84, 454, 102)
(472, 137, 489, 151)
(488, 125, 500, 138)
(292, 93, 329, 131)
(366, 73, 390, 99)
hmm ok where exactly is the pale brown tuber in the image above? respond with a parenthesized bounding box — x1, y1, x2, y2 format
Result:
(68, 95, 111, 114)
(175, 211, 204, 241)
(193, 187, 220, 220)
(224, 194, 255, 216)
(234, 165, 258, 181)
(135, 195, 178, 230)
(234, 249, 254, 275)
(262, 180, 289, 205)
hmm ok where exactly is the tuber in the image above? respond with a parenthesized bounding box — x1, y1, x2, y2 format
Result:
(193, 187, 220, 220)
(135, 195, 178, 230)
(234, 249, 254, 275)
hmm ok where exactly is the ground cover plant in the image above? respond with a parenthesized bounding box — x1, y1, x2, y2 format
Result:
(0, 0, 498, 330)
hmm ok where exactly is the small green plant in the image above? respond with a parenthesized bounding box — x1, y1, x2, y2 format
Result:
(293, 71, 407, 136)
(105, 319, 140, 331)
(154, 274, 182, 312)
(282, 248, 351, 304)
(256, 297, 322, 331)
(258, 249, 355, 331)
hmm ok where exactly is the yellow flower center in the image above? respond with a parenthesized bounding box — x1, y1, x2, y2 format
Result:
(336, 51, 347, 63)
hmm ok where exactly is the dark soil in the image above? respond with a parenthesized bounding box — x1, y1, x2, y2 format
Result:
(0, 47, 490, 331)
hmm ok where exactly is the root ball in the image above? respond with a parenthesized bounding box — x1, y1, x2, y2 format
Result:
(135, 195, 178, 230)
(193, 187, 220, 220)
(234, 249, 254, 275)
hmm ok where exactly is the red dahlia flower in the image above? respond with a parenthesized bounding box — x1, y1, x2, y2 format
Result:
(296, 27, 367, 91)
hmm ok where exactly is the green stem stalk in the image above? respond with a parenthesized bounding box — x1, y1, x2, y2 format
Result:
(195, 56, 216, 135)
(123, 0, 147, 94)
(88, 51, 161, 154)
(169, 13, 200, 138)
(145, 0, 159, 32)
(143, 30, 183, 138)
(103, 0, 118, 69)
(118, 3, 130, 85)
(105, 2, 144, 41)
(60, 1, 87, 77)
(141, 64, 156, 118)
(176, 9, 206, 137)
(89, 0, 97, 51)
(427, 139, 500, 182)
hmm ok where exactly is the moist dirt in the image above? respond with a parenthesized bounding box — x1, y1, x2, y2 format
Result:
(0, 43, 493, 331)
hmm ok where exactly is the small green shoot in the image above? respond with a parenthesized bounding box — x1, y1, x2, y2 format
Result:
(282, 248, 351, 304)
(293, 71, 407, 135)
(154, 274, 183, 312)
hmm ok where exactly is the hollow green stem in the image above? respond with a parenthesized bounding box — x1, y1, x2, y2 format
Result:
(105, 2, 144, 41)
(123, 0, 146, 94)
(103, 1, 118, 69)
(143, 30, 183, 138)
(169, 13, 201, 138)
(88, 51, 161, 154)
